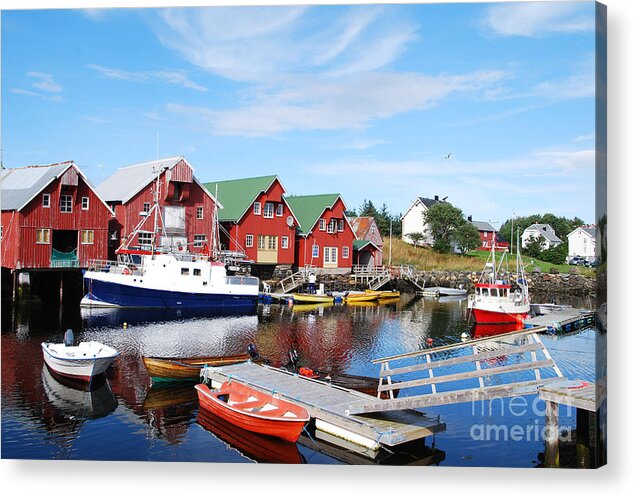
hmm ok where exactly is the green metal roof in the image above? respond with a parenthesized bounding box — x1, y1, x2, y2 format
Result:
(353, 239, 380, 251)
(283, 194, 341, 235)
(203, 175, 278, 222)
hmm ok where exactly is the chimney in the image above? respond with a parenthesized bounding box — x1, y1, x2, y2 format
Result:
(434, 195, 439, 201)
(468, 215, 472, 222)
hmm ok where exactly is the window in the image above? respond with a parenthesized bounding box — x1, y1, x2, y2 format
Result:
(258, 235, 266, 250)
(60, 195, 72, 213)
(245, 234, 254, 248)
(327, 219, 336, 234)
(319, 218, 326, 231)
(276, 204, 283, 216)
(81, 230, 94, 244)
(181, 268, 190, 276)
(196, 206, 204, 220)
(138, 231, 153, 247)
(194, 234, 207, 248)
(338, 219, 345, 232)
(342, 246, 349, 258)
(267, 236, 277, 250)
(253, 202, 261, 215)
(193, 268, 201, 276)
(42, 194, 50, 208)
(36, 229, 50, 244)
(311, 244, 319, 258)
(324, 247, 338, 265)
(281, 236, 289, 249)
(264, 202, 275, 218)
(82, 196, 89, 210)
(143, 202, 151, 213)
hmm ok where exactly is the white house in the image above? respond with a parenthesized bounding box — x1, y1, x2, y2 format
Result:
(567, 225, 596, 261)
(401, 196, 443, 245)
(521, 224, 563, 250)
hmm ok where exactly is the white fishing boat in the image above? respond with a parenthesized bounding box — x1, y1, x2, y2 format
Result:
(467, 234, 530, 325)
(41, 338, 119, 382)
(81, 171, 259, 310)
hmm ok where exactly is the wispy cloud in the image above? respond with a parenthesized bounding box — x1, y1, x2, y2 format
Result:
(167, 69, 506, 137)
(11, 72, 64, 101)
(345, 139, 389, 151)
(87, 64, 208, 92)
(482, 2, 594, 37)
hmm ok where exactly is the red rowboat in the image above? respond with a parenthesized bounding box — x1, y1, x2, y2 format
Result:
(195, 382, 310, 443)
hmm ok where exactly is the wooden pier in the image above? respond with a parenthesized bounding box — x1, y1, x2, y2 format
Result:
(525, 307, 595, 333)
(200, 362, 446, 451)
(538, 379, 607, 468)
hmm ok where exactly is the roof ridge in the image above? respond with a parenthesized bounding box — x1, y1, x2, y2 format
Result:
(119, 156, 183, 170)
(4, 161, 75, 170)
(204, 174, 278, 184)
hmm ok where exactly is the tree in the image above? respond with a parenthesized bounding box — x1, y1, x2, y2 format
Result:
(454, 222, 481, 254)
(423, 202, 466, 253)
(500, 213, 585, 252)
(406, 232, 425, 246)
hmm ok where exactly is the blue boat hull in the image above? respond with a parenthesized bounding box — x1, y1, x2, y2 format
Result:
(83, 277, 258, 310)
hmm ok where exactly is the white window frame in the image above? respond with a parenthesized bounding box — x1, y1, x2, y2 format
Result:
(60, 195, 73, 213)
(327, 219, 336, 234)
(338, 219, 345, 232)
(196, 206, 204, 220)
(245, 234, 254, 248)
(193, 234, 207, 248)
(42, 194, 50, 208)
(311, 244, 319, 258)
(81, 230, 94, 244)
(81, 196, 89, 210)
(263, 202, 275, 219)
(143, 202, 151, 213)
(342, 246, 349, 258)
(36, 228, 50, 244)
(324, 247, 338, 265)
(319, 218, 326, 231)
(276, 204, 284, 217)
(253, 202, 262, 215)
(281, 236, 289, 249)
(138, 231, 153, 248)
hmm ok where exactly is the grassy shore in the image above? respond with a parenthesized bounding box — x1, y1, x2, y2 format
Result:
(383, 238, 594, 276)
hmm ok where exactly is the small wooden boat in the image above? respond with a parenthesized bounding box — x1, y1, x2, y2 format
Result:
(344, 292, 379, 303)
(41, 341, 119, 382)
(142, 353, 256, 382)
(197, 408, 304, 464)
(291, 293, 335, 304)
(195, 381, 310, 443)
(365, 289, 400, 299)
(291, 367, 397, 399)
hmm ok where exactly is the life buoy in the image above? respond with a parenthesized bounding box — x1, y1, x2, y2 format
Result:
(298, 367, 319, 379)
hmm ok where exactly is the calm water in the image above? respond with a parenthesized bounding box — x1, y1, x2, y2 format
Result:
(1, 293, 603, 467)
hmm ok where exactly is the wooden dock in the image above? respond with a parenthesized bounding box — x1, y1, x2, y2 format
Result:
(524, 307, 595, 332)
(200, 362, 446, 450)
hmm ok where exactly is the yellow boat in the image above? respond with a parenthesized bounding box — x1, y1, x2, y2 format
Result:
(365, 290, 401, 299)
(344, 293, 380, 303)
(291, 302, 334, 312)
(291, 293, 335, 304)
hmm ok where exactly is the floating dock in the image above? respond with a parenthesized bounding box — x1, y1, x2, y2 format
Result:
(200, 362, 446, 451)
(524, 307, 595, 332)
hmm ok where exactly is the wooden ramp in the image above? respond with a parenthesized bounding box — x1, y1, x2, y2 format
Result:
(200, 362, 445, 449)
(347, 327, 564, 415)
(525, 308, 595, 331)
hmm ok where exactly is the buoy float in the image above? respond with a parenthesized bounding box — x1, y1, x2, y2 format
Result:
(123, 322, 128, 329)
(460, 332, 469, 341)
(426, 338, 433, 345)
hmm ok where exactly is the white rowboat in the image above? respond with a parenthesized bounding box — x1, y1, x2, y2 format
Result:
(41, 341, 119, 382)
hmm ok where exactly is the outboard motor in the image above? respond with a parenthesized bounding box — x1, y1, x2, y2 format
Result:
(246, 343, 260, 360)
(63, 329, 74, 347)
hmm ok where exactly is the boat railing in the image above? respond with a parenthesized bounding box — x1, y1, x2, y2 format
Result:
(87, 259, 144, 276)
(226, 276, 259, 286)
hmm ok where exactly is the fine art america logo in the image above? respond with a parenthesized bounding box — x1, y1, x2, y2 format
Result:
(469, 396, 573, 442)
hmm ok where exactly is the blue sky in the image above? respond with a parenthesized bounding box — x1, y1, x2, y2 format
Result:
(1, 1, 599, 227)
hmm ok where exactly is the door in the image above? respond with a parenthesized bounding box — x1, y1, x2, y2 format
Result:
(257, 235, 278, 263)
(323, 247, 338, 269)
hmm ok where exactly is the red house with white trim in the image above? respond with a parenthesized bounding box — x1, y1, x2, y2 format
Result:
(96, 157, 218, 258)
(203, 175, 299, 266)
(469, 219, 509, 251)
(284, 194, 355, 272)
(1, 161, 114, 270)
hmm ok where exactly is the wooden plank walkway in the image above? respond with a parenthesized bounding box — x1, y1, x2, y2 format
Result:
(200, 362, 445, 449)
(538, 379, 606, 412)
(524, 308, 595, 331)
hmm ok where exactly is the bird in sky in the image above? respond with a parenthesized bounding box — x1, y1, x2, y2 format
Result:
(445, 153, 452, 160)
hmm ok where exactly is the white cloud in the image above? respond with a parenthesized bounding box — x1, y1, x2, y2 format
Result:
(27, 71, 63, 93)
(167, 69, 506, 137)
(482, 2, 594, 37)
(11, 87, 63, 102)
(87, 64, 207, 92)
(345, 139, 389, 151)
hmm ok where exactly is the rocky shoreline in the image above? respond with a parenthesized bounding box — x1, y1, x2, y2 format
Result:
(263, 268, 597, 296)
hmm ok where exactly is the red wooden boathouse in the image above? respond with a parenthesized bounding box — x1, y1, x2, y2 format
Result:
(284, 194, 355, 272)
(1, 161, 114, 271)
(96, 157, 219, 258)
(203, 175, 299, 267)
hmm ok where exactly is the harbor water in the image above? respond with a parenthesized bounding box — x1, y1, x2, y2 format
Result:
(1, 293, 603, 466)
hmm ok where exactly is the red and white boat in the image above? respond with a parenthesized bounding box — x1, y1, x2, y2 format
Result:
(195, 382, 310, 443)
(467, 238, 530, 325)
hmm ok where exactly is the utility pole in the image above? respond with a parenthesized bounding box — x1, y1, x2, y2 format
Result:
(389, 219, 393, 266)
